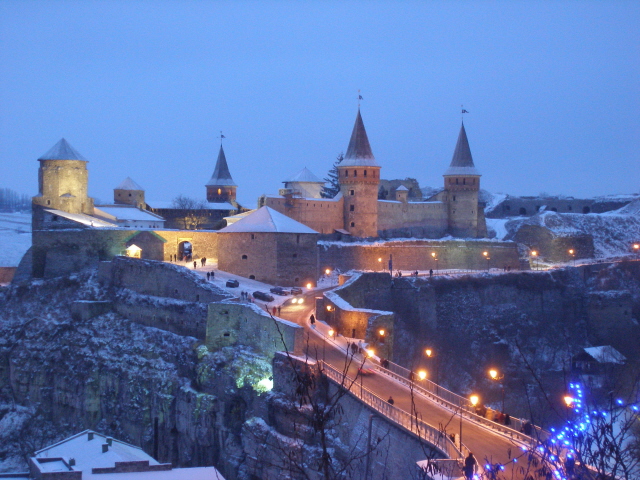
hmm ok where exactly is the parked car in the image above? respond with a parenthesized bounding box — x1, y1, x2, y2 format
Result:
(358, 367, 376, 376)
(270, 286, 289, 296)
(226, 279, 240, 288)
(290, 296, 305, 304)
(253, 291, 274, 302)
(290, 287, 303, 295)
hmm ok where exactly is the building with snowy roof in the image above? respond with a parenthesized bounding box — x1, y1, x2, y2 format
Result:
(19, 429, 225, 480)
(217, 206, 318, 286)
(263, 109, 487, 239)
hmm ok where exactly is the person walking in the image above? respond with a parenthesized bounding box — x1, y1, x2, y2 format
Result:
(206, 272, 210, 281)
(429, 269, 433, 277)
(277, 305, 281, 315)
(387, 396, 394, 405)
(309, 314, 315, 325)
(272, 306, 276, 316)
(463, 452, 477, 480)
(193, 261, 197, 269)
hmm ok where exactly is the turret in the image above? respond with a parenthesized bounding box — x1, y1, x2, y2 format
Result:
(32, 138, 94, 215)
(443, 123, 481, 237)
(337, 108, 381, 237)
(206, 145, 237, 205)
(114, 177, 145, 209)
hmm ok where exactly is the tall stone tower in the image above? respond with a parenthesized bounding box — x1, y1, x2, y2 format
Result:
(32, 138, 94, 215)
(443, 123, 481, 238)
(338, 109, 381, 237)
(206, 145, 237, 205)
(114, 177, 145, 209)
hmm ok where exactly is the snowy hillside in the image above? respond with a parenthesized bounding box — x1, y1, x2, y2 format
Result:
(0, 213, 31, 267)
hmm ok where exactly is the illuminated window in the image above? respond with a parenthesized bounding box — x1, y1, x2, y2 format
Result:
(217, 188, 222, 195)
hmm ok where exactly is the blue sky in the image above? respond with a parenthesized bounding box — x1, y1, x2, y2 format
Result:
(1, 1, 638, 207)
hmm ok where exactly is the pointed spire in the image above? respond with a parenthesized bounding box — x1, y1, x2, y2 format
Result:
(206, 145, 237, 186)
(444, 123, 481, 176)
(38, 138, 87, 161)
(341, 108, 378, 167)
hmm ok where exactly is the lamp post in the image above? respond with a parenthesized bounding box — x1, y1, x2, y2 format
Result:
(489, 368, 505, 412)
(325, 268, 331, 276)
(633, 243, 639, 260)
(568, 249, 575, 266)
(530, 250, 538, 271)
(483, 251, 490, 272)
(459, 394, 479, 450)
(431, 252, 438, 275)
(377, 257, 382, 271)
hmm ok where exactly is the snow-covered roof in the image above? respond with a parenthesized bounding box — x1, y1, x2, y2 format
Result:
(206, 145, 237, 187)
(396, 185, 409, 191)
(147, 200, 235, 210)
(115, 177, 144, 191)
(340, 108, 379, 167)
(38, 138, 87, 161)
(94, 206, 164, 222)
(206, 202, 236, 210)
(443, 123, 481, 176)
(583, 346, 626, 364)
(219, 206, 318, 234)
(283, 167, 324, 184)
(44, 209, 116, 228)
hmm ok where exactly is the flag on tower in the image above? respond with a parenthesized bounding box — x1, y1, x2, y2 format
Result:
(462, 109, 469, 114)
(359, 95, 363, 100)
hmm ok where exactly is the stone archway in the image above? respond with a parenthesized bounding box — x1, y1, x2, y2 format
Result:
(178, 241, 192, 261)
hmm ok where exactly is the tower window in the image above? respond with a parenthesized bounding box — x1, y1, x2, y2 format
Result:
(129, 193, 132, 196)
(456, 178, 459, 185)
(345, 171, 348, 177)
(350, 222, 355, 227)
(364, 170, 367, 177)
(350, 190, 355, 196)
(218, 188, 222, 195)
(242, 254, 248, 260)
(453, 195, 456, 201)
(251, 234, 255, 240)
(472, 179, 475, 185)
(296, 234, 300, 244)
(350, 205, 354, 211)
(463, 179, 466, 185)
(249, 275, 255, 279)
(354, 170, 357, 177)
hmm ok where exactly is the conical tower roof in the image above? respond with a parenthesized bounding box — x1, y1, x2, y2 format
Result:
(444, 123, 480, 176)
(341, 108, 379, 167)
(206, 145, 237, 187)
(115, 177, 144, 191)
(38, 138, 87, 161)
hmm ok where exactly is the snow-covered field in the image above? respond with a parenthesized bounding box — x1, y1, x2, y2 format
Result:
(0, 213, 31, 267)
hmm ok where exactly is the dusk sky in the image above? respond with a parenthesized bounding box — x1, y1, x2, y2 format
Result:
(1, 1, 638, 208)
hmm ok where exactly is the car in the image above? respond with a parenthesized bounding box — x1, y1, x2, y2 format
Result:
(253, 291, 274, 302)
(270, 286, 289, 296)
(226, 279, 239, 288)
(358, 367, 376, 376)
(290, 296, 305, 305)
(290, 287, 303, 295)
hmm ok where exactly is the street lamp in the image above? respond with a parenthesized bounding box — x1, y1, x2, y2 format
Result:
(489, 369, 505, 412)
(459, 394, 480, 449)
(633, 243, 639, 260)
(325, 268, 331, 276)
(568, 249, 575, 266)
(530, 250, 538, 271)
(417, 370, 427, 381)
(306, 282, 313, 289)
(377, 257, 382, 271)
(431, 252, 438, 275)
(483, 251, 490, 271)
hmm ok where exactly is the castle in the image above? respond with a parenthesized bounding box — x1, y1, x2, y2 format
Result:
(262, 108, 487, 239)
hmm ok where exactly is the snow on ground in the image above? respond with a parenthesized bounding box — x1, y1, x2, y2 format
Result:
(0, 212, 31, 267)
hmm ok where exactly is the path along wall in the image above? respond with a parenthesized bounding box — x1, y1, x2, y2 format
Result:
(319, 239, 522, 273)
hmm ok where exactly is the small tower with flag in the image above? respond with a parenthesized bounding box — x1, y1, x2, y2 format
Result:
(443, 122, 482, 238)
(337, 108, 381, 237)
(206, 144, 237, 206)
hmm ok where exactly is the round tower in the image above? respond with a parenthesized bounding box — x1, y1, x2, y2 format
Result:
(114, 177, 146, 209)
(443, 123, 481, 238)
(32, 138, 94, 215)
(338, 108, 380, 237)
(206, 144, 237, 205)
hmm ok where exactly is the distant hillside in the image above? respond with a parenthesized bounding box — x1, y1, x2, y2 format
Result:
(0, 213, 31, 267)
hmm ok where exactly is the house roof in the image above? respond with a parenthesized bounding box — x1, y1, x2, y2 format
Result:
(443, 122, 481, 176)
(219, 206, 318, 234)
(94, 206, 165, 222)
(206, 145, 237, 187)
(283, 167, 324, 184)
(396, 185, 409, 191)
(44, 209, 116, 228)
(583, 346, 626, 364)
(38, 138, 87, 161)
(340, 108, 379, 167)
(115, 177, 144, 191)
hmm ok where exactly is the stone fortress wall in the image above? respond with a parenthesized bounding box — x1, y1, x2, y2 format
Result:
(377, 199, 448, 237)
(262, 195, 345, 235)
(487, 195, 637, 218)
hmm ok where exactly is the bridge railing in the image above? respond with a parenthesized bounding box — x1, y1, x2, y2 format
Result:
(374, 361, 541, 445)
(319, 360, 462, 460)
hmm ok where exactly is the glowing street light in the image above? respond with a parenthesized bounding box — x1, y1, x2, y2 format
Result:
(568, 249, 575, 266)
(530, 250, 538, 270)
(469, 395, 479, 407)
(325, 268, 331, 275)
(633, 243, 640, 260)
(459, 394, 480, 449)
(564, 395, 575, 408)
(489, 369, 505, 412)
(306, 282, 313, 289)
(378, 329, 385, 336)
(425, 348, 433, 357)
(431, 252, 438, 274)
(417, 370, 427, 381)
(483, 251, 490, 271)
(366, 349, 374, 358)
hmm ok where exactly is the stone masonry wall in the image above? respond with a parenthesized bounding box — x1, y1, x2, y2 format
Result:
(377, 200, 448, 237)
(206, 303, 304, 358)
(319, 239, 522, 273)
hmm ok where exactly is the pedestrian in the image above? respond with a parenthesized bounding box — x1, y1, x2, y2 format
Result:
(463, 452, 477, 480)
(203, 257, 207, 266)
(277, 305, 281, 315)
(272, 306, 276, 316)
(351, 342, 358, 355)
(201, 258, 205, 267)
(387, 396, 394, 405)
(193, 261, 197, 269)
(310, 314, 315, 325)
(523, 421, 533, 436)
(504, 414, 511, 426)
(429, 269, 433, 277)
(211, 271, 215, 278)
(207, 272, 210, 281)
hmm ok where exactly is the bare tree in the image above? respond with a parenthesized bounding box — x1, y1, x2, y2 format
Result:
(170, 195, 208, 230)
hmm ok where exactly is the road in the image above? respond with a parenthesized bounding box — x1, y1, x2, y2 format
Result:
(278, 290, 526, 477)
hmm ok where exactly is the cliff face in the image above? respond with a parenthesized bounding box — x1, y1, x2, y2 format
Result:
(0, 272, 271, 478)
